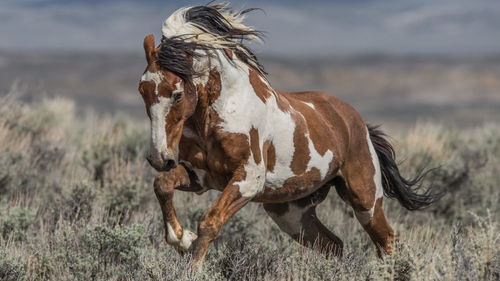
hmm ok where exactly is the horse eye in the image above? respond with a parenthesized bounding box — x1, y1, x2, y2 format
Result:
(172, 91, 183, 103)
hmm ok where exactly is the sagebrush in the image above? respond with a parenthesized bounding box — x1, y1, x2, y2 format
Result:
(0, 96, 498, 280)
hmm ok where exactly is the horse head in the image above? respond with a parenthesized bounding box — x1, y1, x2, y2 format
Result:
(139, 34, 197, 172)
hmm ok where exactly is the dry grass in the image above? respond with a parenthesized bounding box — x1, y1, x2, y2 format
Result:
(0, 96, 498, 281)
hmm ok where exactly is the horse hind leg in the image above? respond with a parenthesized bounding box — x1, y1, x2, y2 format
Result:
(263, 184, 343, 257)
(337, 132, 395, 257)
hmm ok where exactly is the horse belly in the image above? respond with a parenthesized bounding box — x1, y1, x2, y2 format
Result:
(256, 147, 338, 203)
(254, 168, 338, 203)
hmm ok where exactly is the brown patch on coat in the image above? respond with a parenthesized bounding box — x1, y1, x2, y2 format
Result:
(272, 90, 292, 113)
(263, 140, 276, 172)
(253, 167, 324, 203)
(205, 69, 222, 105)
(189, 68, 222, 139)
(290, 115, 310, 175)
(285, 93, 332, 156)
(249, 127, 262, 164)
(248, 69, 271, 103)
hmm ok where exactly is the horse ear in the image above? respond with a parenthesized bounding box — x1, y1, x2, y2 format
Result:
(143, 34, 157, 65)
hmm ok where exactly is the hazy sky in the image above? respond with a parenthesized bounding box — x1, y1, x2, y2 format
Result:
(1, 0, 500, 57)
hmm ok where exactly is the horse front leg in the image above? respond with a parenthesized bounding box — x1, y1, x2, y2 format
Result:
(153, 165, 200, 253)
(189, 165, 264, 270)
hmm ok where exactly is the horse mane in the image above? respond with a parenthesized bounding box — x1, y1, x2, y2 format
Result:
(158, 3, 266, 81)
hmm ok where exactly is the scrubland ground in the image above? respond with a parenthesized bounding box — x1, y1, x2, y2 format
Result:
(0, 96, 498, 281)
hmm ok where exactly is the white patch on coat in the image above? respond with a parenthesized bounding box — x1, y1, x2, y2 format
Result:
(367, 127, 384, 200)
(211, 50, 297, 191)
(305, 133, 334, 179)
(233, 152, 267, 197)
(205, 50, 335, 194)
(303, 101, 315, 110)
(149, 97, 172, 156)
(355, 128, 384, 225)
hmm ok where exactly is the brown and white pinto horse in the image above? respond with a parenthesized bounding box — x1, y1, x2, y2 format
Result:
(138, 3, 440, 270)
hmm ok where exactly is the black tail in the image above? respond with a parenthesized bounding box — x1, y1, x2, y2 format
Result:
(367, 125, 443, 210)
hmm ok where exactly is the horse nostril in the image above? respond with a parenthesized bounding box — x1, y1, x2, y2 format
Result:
(164, 159, 176, 171)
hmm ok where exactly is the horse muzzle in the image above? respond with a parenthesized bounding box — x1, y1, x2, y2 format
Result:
(146, 153, 177, 172)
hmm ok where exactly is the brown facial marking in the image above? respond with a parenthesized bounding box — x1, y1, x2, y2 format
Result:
(138, 82, 159, 117)
(249, 127, 261, 165)
(248, 69, 271, 103)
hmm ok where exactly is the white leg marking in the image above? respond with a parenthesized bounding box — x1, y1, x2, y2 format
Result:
(166, 223, 197, 251)
(166, 223, 180, 244)
(179, 229, 197, 251)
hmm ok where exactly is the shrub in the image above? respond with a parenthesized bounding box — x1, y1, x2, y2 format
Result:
(81, 224, 146, 265)
(104, 179, 146, 225)
(0, 251, 26, 281)
(63, 181, 97, 223)
(1, 207, 36, 242)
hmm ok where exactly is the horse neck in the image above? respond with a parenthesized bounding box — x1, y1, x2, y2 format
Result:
(188, 50, 265, 136)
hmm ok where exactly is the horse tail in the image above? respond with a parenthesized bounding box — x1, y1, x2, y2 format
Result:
(367, 124, 443, 210)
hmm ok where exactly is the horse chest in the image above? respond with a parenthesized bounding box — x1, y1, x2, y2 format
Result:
(179, 130, 253, 191)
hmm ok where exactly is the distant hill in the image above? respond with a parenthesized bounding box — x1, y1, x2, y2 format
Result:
(1, 51, 499, 131)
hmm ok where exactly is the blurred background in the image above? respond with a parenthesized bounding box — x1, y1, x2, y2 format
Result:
(1, 0, 500, 132)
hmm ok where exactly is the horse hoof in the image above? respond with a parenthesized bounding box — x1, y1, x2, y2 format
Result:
(179, 230, 197, 251)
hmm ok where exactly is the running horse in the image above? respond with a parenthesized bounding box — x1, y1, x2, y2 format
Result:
(138, 3, 441, 269)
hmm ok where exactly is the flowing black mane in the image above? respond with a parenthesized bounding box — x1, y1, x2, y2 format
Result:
(158, 3, 266, 81)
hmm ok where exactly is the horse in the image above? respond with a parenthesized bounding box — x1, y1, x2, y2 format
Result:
(138, 3, 441, 270)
